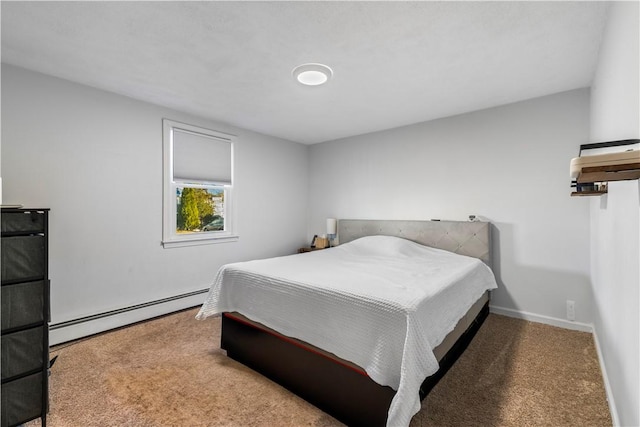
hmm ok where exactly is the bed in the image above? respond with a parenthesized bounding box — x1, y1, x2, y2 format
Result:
(197, 219, 497, 426)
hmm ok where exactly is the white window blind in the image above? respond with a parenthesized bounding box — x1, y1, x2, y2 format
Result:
(173, 129, 232, 185)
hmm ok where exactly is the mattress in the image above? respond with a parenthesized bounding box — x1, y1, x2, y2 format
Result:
(570, 149, 640, 179)
(197, 235, 498, 426)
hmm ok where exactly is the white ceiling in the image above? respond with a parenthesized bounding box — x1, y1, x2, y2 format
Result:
(1, 1, 609, 145)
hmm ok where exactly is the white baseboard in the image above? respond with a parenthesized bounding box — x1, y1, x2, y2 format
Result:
(489, 305, 593, 333)
(49, 290, 208, 346)
(591, 325, 620, 426)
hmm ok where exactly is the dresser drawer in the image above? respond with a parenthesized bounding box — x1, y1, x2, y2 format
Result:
(1, 211, 46, 234)
(1, 236, 45, 283)
(1, 371, 45, 427)
(1, 326, 45, 380)
(1, 281, 45, 331)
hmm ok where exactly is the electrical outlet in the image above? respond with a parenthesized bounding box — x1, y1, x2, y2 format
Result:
(566, 300, 575, 321)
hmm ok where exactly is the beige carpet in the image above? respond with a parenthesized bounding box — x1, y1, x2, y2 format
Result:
(27, 309, 611, 427)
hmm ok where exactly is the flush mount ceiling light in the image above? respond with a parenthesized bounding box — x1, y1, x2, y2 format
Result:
(292, 63, 333, 86)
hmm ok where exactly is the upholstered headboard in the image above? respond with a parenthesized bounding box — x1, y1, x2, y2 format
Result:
(338, 219, 492, 267)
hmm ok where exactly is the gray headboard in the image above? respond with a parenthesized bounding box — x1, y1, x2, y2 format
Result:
(338, 219, 492, 267)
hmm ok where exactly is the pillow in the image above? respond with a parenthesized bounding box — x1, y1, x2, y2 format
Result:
(338, 235, 439, 258)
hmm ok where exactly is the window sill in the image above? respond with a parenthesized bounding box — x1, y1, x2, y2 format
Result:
(162, 234, 239, 248)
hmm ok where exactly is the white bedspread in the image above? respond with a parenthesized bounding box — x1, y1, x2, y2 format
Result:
(196, 235, 497, 426)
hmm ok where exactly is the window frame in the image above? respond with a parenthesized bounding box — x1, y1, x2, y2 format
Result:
(162, 119, 238, 248)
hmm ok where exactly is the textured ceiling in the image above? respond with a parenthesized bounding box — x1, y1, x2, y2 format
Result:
(1, 2, 609, 144)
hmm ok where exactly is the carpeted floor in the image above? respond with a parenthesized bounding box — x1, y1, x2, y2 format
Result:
(27, 308, 611, 427)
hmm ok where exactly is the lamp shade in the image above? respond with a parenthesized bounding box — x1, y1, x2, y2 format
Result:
(326, 218, 337, 235)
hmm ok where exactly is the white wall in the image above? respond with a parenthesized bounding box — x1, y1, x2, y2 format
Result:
(309, 89, 593, 327)
(589, 2, 640, 426)
(1, 64, 309, 343)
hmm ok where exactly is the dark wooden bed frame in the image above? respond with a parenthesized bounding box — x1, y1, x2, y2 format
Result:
(222, 302, 489, 426)
(219, 219, 493, 426)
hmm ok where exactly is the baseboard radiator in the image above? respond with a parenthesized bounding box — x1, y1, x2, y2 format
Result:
(48, 289, 209, 344)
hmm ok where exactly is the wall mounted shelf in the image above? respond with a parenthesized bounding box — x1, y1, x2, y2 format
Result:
(570, 139, 639, 197)
(576, 162, 640, 184)
(571, 190, 608, 197)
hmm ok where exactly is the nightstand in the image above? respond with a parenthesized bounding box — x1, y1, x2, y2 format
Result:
(297, 247, 326, 253)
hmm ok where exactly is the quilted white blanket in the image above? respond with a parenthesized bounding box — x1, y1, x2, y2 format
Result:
(197, 235, 497, 426)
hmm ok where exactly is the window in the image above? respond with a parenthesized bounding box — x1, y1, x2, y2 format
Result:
(162, 119, 237, 247)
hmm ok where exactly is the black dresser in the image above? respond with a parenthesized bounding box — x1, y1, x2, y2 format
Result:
(1, 208, 50, 427)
